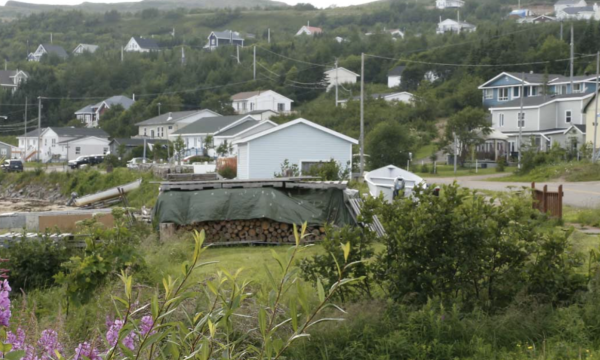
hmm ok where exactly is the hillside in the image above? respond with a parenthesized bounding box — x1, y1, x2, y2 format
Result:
(0, 0, 288, 17)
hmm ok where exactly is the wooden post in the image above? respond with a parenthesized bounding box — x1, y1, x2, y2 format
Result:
(532, 182, 536, 209)
(558, 185, 563, 219)
(543, 185, 548, 214)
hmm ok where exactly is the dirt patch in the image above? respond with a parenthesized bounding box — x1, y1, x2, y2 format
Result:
(0, 198, 71, 214)
(0, 181, 67, 214)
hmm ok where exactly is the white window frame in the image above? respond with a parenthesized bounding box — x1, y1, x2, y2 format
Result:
(484, 89, 493, 100)
(499, 88, 509, 101)
(518, 112, 525, 128)
(75, 147, 81, 155)
(277, 103, 286, 112)
(51, 138, 56, 147)
(513, 86, 520, 98)
(573, 83, 583, 93)
(499, 113, 505, 127)
(565, 110, 572, 123)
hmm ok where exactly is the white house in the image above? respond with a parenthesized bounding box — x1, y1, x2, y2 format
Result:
(234, 118, 358, 180)
(27, 44, 68, 62)
(73, 44, 99, 55)
(556, 3, 598, 20)
(124, 37, 160, 53)
(204, 30, 244, 50)
(17, 127, 109, 162)
(75, 95, 135, 128)
(436, 16, 477, 34)
(135, 109, 221, 140)
(436, 0, 465, 9)
(324, 67, 360, 92)
(0, 70, 28, 92)
(366, 29, 405, 39)
(554, 0, 587, 14)
(231, 90, 293, 114)
(425, 71, 440, 82)
(338, 92, 415, 107)
(296, 23, 323, 36)
(388, 66, 405, 88)
(172, 115, 277, 157)
(488, 93, 591, 154)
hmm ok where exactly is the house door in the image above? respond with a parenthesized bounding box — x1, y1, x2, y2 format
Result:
(151, 130, 155, 138)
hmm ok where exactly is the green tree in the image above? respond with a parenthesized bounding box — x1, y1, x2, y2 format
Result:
(365, 121, 415, 169)
(444, 107, 491, 164)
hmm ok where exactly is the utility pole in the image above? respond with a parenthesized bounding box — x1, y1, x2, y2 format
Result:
(518, 73, 524, 169)
(268, 28, 271, 44)
(24, 97, 27, 136)
(560, 22, 563, 41)
(335, 58, 339, 107)
(37, 97, 42, 162)
(453, 133, 457, 174)
(594, 51, 599, 162)
(158, 102, 161, 116)
(236, 45, 240, 64)
(143, 137, 147, 164)
(50, 33, 53, 44)
(570, 24, 574, 93)
(121, 46, 124, 62)
(182, 46, 186, 66)
(253, 46, 256, 80)
(4, 59, 6, 71)
(360, 53, 365, 175)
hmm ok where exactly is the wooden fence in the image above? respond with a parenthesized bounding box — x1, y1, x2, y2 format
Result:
(532, 182, 563, 219)
(217, 157, 237, 172)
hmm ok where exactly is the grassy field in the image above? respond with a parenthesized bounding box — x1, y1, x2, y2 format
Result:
(490, 162, 600, 183)
(0, 136, 17, 146)
(564, 205, 600, 228)
(414, 164, 510, 178)
(414, 144, 437, 161)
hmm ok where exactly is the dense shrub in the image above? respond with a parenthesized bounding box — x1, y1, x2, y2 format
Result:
(186, 156, 212, 163)
(218, 165, 236, 179)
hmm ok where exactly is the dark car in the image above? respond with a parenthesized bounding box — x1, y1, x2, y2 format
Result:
(68, 156, 92, 169)
(1, 160, 23, 173)
(89, 155, 105, 165)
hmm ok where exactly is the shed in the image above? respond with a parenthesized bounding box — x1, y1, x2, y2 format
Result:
(0, 141, 13, 159)
(233, 118, 358, 180)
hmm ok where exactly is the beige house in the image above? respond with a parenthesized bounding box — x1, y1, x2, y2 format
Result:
(583, 94, 600, 150)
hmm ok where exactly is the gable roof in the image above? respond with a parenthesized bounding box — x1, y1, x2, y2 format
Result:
(0, 70, 28, 86)
(48, 127, 109, 138)
(75, 95, 134, 114)
(210, 30, 244, 41)
(234, 118, 358, 145)
(172, 115, 252, 135)
(135, 109, 219, 126)
(490, 93, 593, 109)
(324, 67, 360, 77)
(111, 138, 168, 147)
(562, 5, 594, 13)
(0, 140, 14, 148)
(74, 44, 99, 53)
(215, 119, 261, 136)
(480, 71, 600, 89)
(230, 90, 293, 102)
(555, 0, 585, 5)
(303, 26, 323, 33)
(132, 37, 160, 50)
(40, 44, 68, 58)
(388, 66, 406, 76)
(439, 19, 476, 28)
(59, 135, 110, 145)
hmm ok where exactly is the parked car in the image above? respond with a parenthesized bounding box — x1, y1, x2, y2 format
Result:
(1, 159, 23, 173)
(127, 157, 145, 169)
(68, 156, 91, 169)
(89, 154, 105, 165)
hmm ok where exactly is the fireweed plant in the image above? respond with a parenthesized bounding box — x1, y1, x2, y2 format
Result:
(0, 224, 359, 359)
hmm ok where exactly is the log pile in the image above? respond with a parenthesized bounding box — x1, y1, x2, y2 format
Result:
(178, 219, 326, 243)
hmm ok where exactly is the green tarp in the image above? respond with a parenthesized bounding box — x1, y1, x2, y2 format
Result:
(154, 188, 355, 227)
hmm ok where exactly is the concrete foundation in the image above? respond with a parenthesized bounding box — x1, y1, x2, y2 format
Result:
(0, 209, 113, 232)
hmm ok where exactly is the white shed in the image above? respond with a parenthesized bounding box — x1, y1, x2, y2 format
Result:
(233, 118, 358, 180)
(324, 67, 360, 92)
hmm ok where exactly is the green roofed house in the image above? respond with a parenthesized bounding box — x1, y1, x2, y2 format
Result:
(171, 114, 277, 157)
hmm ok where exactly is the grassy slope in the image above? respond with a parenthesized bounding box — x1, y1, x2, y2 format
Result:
(414, 164, 507, 178)
(0, 136, 17, 146)
(489, 162, 600, 183)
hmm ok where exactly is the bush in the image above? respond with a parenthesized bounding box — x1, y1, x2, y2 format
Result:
(496, 157, 506, 172)
(306, 159, 350, 181)
(0, 235, 74, 292)
(186, 156, 212, 163)
(420, 163, 429, 173)
(218, 165, 236, 179)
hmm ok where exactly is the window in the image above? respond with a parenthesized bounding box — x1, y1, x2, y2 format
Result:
(573, 83, 583, 93)
(242, 102, 247, 110)
(518, 112, 525, 128)
(277, 103, 285, 112)
(44, 139, 47, 146)
(151, 130, 155, 138)
(103, 148, 108, 155)
(566, 110, 572, 123)
(168, 126, 173, 130)
(301, 161, 327, 174)
(144, 128, 147, 136)
(499, 88, 509, 101)
(51, 139, 56, 147)
(250, 103, 255, 111)
(0, 149, 6, 156)
(75, 147, 81, 155)
(499, 113, 505, 127)
(513, 87, 520, 98)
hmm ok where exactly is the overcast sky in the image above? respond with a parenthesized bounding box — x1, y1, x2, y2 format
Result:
(0, 0, 377, 8)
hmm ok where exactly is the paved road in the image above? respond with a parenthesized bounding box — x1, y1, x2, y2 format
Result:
(425, 174, 600, 208)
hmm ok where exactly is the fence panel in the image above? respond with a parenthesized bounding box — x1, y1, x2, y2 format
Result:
(532, 182, 563, 219)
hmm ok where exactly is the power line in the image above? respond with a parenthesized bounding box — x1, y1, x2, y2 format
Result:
(256, 46, 333, 68)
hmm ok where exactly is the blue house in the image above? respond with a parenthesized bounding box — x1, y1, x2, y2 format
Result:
(478, 72, 598, 107)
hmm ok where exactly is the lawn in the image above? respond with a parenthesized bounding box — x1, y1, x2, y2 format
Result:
(414, 164, 510, 178)
(414, 144, 437, 161)
(564, 205, 600, 227)
(489, 162, 600, 183)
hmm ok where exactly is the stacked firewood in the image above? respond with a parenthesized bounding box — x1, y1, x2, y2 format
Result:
(178, 219, 326, 243)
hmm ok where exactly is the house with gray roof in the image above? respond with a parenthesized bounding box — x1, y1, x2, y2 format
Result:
(109, 138, 168, 157)
(486, 93, 591, 156)
(0, 70, 28, 93)
(205, 30, 244, 50)
(73, 44, 99, 55)
(554, 0, 587, 13)
(124, 37, 161, 53)
(171, 114, 277, 157)
(135, 109, 221, 140)
(0, 141, 14, 159)
(556, 3, 598, 19)
(388, 66, 406, 88)
(27, 44, 69, 62)
(17, 127, 109, 162)
(75, 95, 135, 128)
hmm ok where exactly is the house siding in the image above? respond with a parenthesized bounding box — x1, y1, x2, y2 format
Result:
(325, 69, 358, 91)
(240, 123, 353, 179)
(65, 138, 110, 160)
(233, 92, 293, 114)
(585, 104, 600, 147)
(492, 107, 539, 132)
(237, 143, 249, 179)
(0, 142, 11, 159)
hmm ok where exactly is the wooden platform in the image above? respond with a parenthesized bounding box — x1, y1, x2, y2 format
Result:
(155, 177, 348, 192)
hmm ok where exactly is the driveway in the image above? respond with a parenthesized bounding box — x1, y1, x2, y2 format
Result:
(425, 174, 600, 208)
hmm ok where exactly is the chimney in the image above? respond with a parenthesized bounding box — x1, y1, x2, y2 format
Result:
(167, 112, 173, 121)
